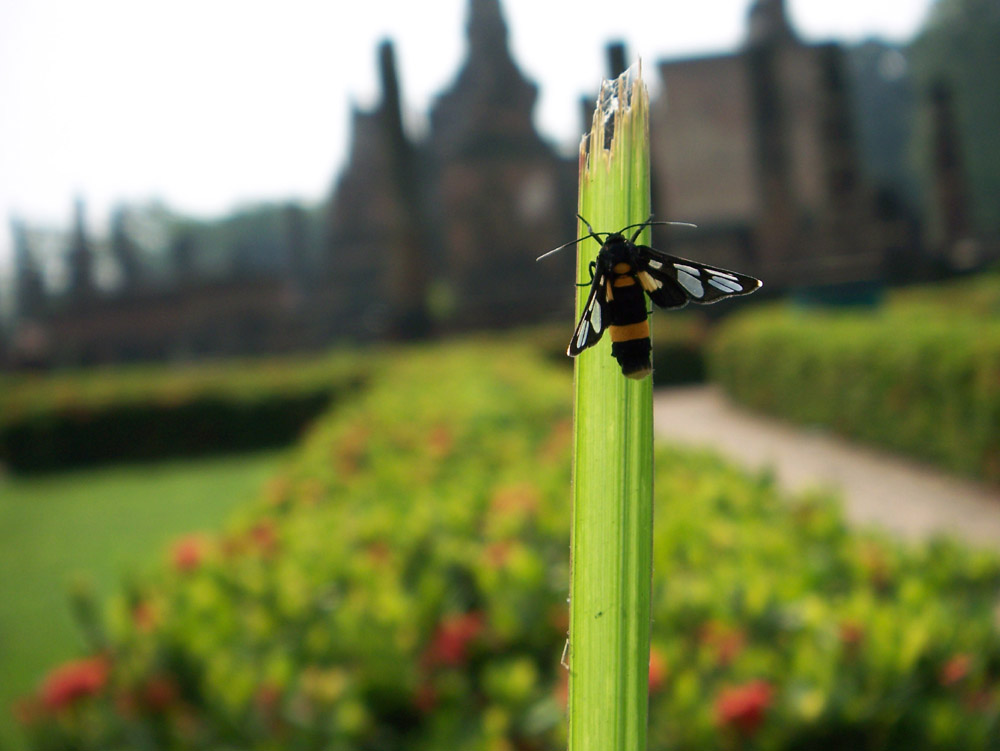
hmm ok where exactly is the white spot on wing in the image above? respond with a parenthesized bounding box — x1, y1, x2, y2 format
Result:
(710, 270, 739, 281)
(676, 269, 704, 298)
(709, 277, 743, 293)
(648, 259, 663, 269)
(674, 263, 700, 276)
(577, 321, 589, 349)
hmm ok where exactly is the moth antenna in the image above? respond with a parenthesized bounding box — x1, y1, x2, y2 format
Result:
(536, 239, 584, 262)
(536, 215, 609, 262)
(623, 217, 698, 244)
(576, 213, 598, 237)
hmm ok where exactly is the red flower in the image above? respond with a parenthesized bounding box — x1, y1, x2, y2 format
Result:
(249, 521, 278, 555)
(427, 424, 453, 458)
(554, 669, 569, 708)
(423, 611, 485, 668)
(254, 682, 282, 716)
(715, 680, 774, 736)
(699, 620, 746, 666)
(940, 654, 972, 687)
(39, 656, 110, 711)
(839, 619, 865, 651)
(171, 535, 206, 572)
(141, 676, 178, 712)
(484, 540, 512, 569)
(132, 600, 159, 632)
(414, 682, 437, 713)
(366, 540, 391, 564)
(489, 484, 540, 517)
(648, 646, 668, 693)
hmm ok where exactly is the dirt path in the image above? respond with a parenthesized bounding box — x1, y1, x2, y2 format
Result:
(653, 385, 1000, 549)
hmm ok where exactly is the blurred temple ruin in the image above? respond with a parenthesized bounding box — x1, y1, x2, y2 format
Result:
(2, 0, 992, 368)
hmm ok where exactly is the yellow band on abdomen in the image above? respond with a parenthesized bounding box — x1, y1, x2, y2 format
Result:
(609, 320, 649, 342)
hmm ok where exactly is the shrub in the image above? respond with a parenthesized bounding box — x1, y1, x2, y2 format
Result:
(0, 351, 369, 472)
(18, 341, 1000, 750)
(708, 305, 1000, 482)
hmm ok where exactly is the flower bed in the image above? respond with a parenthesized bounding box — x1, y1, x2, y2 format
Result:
(18, 341, 1000, 749)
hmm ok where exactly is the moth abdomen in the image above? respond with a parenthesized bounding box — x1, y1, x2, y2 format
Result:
(607, 278, 652, 380)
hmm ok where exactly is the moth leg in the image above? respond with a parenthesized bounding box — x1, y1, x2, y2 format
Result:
(575, 260, 598, 288)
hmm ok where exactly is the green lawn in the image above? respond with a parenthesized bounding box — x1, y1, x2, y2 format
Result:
(0, 450, 286, 751)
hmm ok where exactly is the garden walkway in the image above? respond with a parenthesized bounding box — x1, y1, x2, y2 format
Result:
(653, 385, 1000, 550)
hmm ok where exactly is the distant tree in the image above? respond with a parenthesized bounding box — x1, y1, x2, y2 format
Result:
(908, 0, 1000, 234)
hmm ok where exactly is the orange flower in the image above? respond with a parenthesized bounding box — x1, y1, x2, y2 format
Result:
(940, 654, 972, 687)
(171, 535, 206, 572)
(249, 521, 278, 555)
(700, 620, 746, 666)
(427, 424, 453, 458)
(141, 676, 178, 712)
(414, 681, 437, 713)
(484, 540, 512, 569)
(39, 655, 110, 711)
(540, 419, 573, 464)
(132, 600, 159, 632)
(715, 680, 774, 736)
(489, 484, 540, 517)
(554, 669, 569, 708)
(839, 619, 865, 651)
(648, 646, 667, 693)
(366, 540, 392, 565)
(254, 682, 282, 716)
(422, 611, 485, 668)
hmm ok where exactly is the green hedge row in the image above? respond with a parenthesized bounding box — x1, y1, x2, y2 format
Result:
(708, 306, 1000, 482)
(0, 352, 369, 473)
(18, 341, 1000, 750)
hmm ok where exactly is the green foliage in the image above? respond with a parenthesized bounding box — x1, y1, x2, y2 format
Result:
(709, 292, 1000, 481)
(0, 351, 368, 472)
(0, 450, 287, 751)
(17, 340, 1000, 751)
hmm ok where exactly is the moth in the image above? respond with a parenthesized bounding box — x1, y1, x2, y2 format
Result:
(538, 215, 762, 379)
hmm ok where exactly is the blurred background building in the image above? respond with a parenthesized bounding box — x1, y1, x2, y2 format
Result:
(2, 0, 994, 369)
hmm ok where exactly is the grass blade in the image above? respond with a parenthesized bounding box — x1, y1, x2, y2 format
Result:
(568, 66, 654, 751)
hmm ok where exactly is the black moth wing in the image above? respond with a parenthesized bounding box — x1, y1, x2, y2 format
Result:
(635, 245, 762, 307)
(567, 268, 607, 356)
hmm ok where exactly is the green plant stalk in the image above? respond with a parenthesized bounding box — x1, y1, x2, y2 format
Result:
(568, 68, 654, 751)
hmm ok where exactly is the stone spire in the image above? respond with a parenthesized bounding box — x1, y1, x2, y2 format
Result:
(429, 0, 541, 157)
(66, 197, 96, 301)
(283, 202, 309, 281)
(109, 206, 143, 291)
(929, 80, 972, 250)
(11, 217, 45, 319)
(378, 39, 430, 339)
(747, 0, 797, 48)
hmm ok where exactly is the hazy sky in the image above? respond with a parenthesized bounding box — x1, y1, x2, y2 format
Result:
(0, 0, 936, 272)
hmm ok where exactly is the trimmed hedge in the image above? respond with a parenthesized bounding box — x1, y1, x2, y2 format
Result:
(18, 341, 1000, 750)
(708, 306, 1000, 482)
(0, 352, 369, 473)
